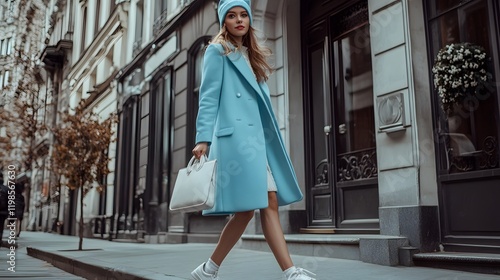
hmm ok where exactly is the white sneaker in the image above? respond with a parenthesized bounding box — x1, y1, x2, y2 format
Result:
(191, 263, 219, 280)
(286, 267, 316, 280)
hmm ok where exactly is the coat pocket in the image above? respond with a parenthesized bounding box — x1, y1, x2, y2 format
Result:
(215, 127, 234, 137)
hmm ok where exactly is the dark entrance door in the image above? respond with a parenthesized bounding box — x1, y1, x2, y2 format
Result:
(302, 0, 379, 233)
(426, 0, 500, 253)
(114, 96, 141, 239)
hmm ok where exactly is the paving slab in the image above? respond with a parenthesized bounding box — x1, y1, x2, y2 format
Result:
(8, 231, 500, 280)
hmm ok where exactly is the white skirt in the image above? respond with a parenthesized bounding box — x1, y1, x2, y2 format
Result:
(267, 164, 278, 192)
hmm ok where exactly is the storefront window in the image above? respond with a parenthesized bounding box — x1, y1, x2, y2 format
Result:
(428, 0, 499, 173)
(429, 0, 462, 16)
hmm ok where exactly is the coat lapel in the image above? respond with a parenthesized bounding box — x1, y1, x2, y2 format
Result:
(226, 52, 266, 101)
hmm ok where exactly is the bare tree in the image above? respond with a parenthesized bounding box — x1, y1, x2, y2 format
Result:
(52, 103, 117, 250)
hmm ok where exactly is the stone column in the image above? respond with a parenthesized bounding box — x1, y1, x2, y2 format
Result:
(368, 0, 439, 252)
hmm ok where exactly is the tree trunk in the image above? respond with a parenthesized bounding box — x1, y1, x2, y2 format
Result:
(54, 179, 61, 233)
(78, 184, 84, 250)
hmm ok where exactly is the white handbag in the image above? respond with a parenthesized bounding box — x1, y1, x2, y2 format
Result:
(169, 155, 217, 212)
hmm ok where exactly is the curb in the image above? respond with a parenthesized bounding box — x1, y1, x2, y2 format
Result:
(26, 246, 150, 280)
(1, 240, 19, 249)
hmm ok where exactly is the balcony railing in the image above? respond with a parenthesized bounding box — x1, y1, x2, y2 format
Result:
(132, 38, 143, 58)
(153, 9, 169, 37)
(152, 0, 196, 37)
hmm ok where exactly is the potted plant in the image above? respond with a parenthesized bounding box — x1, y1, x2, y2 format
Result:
(432, 42, 491, 115)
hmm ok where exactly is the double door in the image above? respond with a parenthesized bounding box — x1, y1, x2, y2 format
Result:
(303, 0, 378, 232)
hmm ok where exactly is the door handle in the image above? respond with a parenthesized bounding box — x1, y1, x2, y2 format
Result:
(324, 125, 332, 135)
(339, 124, 347, 134)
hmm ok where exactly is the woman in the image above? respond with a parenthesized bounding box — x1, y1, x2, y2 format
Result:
(14, 183, 25, 237)
(190, 0, 316, 279)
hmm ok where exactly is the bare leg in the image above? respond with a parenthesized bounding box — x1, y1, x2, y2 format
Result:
(260, 192, 294, 270)
(210, 210, 254, 265)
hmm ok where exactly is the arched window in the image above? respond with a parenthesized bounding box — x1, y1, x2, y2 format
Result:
(145, 67, 173, 233)
(186, 36, 211, 162)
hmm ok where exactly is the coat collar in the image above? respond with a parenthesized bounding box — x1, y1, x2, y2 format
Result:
(225, 43, 264, 99)
(223, 43, 275, 120)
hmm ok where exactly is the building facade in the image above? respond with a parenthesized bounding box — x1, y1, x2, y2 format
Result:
(37, 0, 123, 236)
(113, 0, 500, 261)
(16, 0, 499, 267)
(0, 0, 51, 234)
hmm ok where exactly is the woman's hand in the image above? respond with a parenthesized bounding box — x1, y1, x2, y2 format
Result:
(192, 142, 208, 159)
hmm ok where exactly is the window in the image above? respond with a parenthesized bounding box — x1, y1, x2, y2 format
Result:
(133, 0, 143, 56)
(153, 0, 191, 36)
(67, 0, 73, 34)
(115, 96, 140, 232)
(0, 39, 5, 55)
(154, 0, 168, 19)
(2, 70, 10, 87)
(427, 0, 500, 173)
(193, 44, 204, 97)
(0, 71, 3, 88)
(110, 0, 116, 15)
(169, 0, 189, 14)
(94, 0, 101, 37)
(81, 6, 87, 54)
(147, 69, 173, 230)
(186, 37, 210, 161)
(6, 37, 12, 55)
(44, 7, 50, 39)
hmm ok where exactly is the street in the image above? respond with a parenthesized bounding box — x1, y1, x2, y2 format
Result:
(1, 231, 499, 279)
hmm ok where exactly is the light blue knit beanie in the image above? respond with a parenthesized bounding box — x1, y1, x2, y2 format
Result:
(218, 0, 253, 28)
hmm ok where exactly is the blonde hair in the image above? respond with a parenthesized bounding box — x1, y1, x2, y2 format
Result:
(211, 25, 273, 82)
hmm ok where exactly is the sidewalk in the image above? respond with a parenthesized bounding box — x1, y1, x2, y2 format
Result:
(0, 236, 83, 279)
(5, 231, 500, 280)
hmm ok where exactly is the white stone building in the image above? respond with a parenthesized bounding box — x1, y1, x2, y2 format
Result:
(1, 0, 50, 233)
(38, 0, 125, 235)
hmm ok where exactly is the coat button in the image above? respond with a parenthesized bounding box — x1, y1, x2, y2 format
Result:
(236, 93, 242, 98)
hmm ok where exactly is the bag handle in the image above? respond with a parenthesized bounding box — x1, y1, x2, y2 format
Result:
(186, 155, 208, 174)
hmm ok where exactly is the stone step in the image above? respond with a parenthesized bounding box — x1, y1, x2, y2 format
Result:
(413, 252, 500, 275)
(240, 234, 409, 266)
(240, 234, 361, 260)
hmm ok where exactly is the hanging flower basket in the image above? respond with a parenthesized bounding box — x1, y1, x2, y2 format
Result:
(431, 42, 491, 114)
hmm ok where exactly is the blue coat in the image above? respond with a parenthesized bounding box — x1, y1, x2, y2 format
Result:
(196, 43, 303, 215)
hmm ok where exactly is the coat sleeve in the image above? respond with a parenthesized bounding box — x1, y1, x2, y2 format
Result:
(195, 44, 224, 145)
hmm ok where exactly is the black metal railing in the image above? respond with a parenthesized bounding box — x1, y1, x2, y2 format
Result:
(337, 148, 378, 182)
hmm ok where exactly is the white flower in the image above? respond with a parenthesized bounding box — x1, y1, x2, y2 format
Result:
(432, 42, 490, 112)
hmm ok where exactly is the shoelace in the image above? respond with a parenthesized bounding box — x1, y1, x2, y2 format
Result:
(289, 268, 316, 280)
